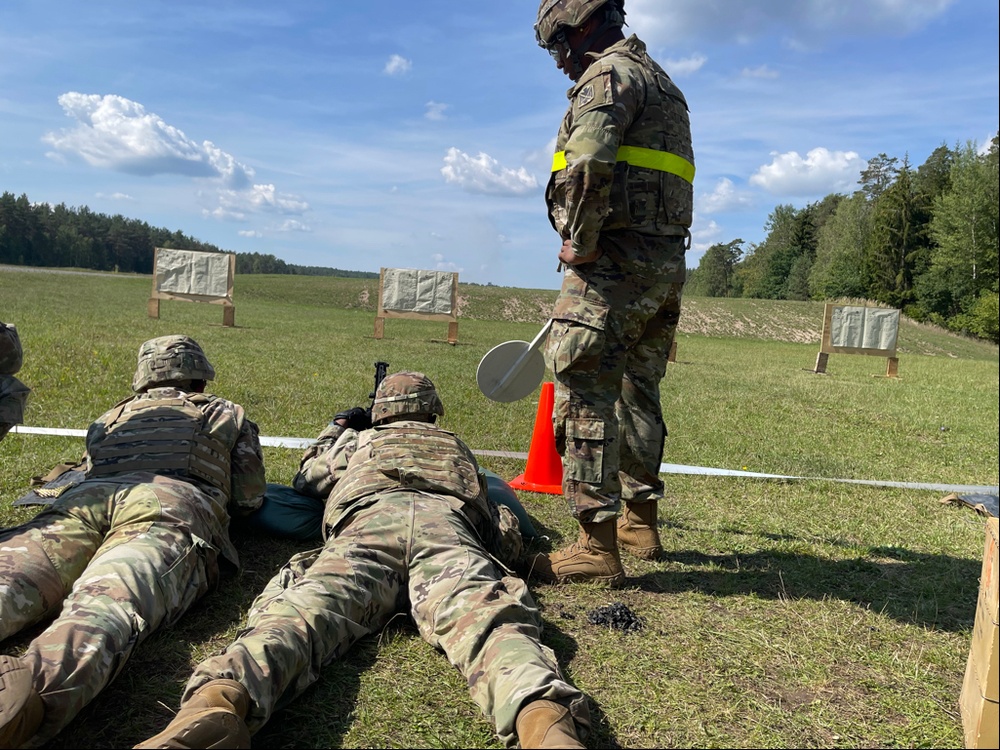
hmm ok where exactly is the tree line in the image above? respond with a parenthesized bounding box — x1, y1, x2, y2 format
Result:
(0, 192, 376, 279)
(686, 137, 999, 343)
(4, 135, 997, 342)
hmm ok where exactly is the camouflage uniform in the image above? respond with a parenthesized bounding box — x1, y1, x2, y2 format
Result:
(0, 322, 30, 442)
(544, 33, 694, 523)
(0, 339, 266, 747)
(174, 416, 589, 748)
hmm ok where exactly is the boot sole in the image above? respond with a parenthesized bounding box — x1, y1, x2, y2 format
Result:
(620, 544, 663, 561)
(554, 572, 626, 588)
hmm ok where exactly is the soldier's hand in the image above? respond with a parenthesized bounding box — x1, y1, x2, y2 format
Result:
(558, 239, 602, 266)
(332, 406, 372, 431)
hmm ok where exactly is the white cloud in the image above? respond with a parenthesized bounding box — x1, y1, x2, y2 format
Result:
(698, 178, 754, 213)
(276, 219, 311, 232)
(95, 191, 134, 201)
(522, 137, 559, 174)
(433, 255, 463, 274)
(43, 93, 254, 188)
(627, 0, 956, 45)
(440, 147, 538, 196)
(212, 183, 309, 222)
(425, 101, 449, 121)
(205, 206, 245, 221)
(689, 217, 723, 258)
(749, 147, 864, 196)
(42, 92, 310, 224)
(384, 54, 412, 76)
(238, 229, 262, 238)
(741, 65, 779, 79)
(664, 54, 706, 77)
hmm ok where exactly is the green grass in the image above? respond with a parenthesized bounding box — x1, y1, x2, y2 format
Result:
(2, 266, 998, 749)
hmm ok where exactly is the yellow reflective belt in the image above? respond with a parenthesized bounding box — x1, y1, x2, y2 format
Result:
(551, 145, 695, 184)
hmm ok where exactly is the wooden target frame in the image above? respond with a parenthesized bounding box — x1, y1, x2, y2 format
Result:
(374, 267, 459, 345)
(148, 248, 236, 327)
(813, 302, 900, 377)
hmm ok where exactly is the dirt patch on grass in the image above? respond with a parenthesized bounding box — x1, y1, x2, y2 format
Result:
(677, 298, 822, 343)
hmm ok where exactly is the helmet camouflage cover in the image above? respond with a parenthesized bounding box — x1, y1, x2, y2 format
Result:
(132, 335, 216, 392)
(371, 371, 445, 425)
(534, 0, 624, 48)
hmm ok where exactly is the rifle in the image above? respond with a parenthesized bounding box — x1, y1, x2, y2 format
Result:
(367, 361, 390, 421)
(331, 361, 389, 431)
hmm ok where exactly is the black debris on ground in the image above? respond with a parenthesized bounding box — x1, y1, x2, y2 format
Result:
(587, 602, 644, 633)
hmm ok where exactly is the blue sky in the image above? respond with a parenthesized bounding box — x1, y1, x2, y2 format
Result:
(1, 0, 997, 290)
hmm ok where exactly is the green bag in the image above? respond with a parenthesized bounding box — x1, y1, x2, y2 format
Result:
(244, 483, 325, 541)
(483, 469, 537, 539)
(247, 472, 537, 542)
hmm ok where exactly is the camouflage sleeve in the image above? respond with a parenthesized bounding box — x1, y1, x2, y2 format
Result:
(229, 416, 267, 516)
(292, 424, 357, 499)
(562, 59, 644, 257)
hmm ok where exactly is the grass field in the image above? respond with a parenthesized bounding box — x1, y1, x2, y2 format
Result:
(2, 266, 998, 749)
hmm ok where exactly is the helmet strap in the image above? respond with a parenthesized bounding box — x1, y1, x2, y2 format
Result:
(556, 5, 624, 79)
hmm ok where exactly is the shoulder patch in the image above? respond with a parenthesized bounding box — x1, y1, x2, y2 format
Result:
(573, 70, 613, 116)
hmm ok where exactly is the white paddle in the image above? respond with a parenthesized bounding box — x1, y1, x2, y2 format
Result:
(476, 319, 553, 402)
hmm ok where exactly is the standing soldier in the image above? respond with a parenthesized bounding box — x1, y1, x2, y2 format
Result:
(530, 0, 695, 586)
(133, 371, 590, 750)
(0, 321, 30, 442)
(0, 335, 266, 748)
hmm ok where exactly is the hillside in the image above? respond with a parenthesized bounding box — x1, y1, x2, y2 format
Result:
(2, 264, 996, 361)
(231, 273, 999, 361)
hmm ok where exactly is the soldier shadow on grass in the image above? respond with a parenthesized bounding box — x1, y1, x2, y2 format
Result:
(629, 520, 983, 633)
(521, 521, 628, 750)
(24, 530, 324, 749)
(537, 612, 623, 750)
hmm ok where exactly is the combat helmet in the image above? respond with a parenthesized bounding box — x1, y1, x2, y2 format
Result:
(131, 335, 216, 393)
(371, 371, 445, 425)
(0, 322, 23, 375)
(534, 0, 625, 51)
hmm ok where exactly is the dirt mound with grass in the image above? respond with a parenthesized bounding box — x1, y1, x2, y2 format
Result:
(463, 288, 997, 359)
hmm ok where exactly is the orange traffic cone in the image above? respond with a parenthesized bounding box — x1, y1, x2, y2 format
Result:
(509, 381, 564, 495)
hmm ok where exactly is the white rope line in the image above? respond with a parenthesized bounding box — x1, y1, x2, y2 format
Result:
(9, 425, 998, 495)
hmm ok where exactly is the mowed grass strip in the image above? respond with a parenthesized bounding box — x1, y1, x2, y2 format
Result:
(1, 266, 998, 749)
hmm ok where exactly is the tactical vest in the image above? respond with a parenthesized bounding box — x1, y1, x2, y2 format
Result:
(86, 390, 234, 496)
(325, 422, 488, 525)
(550, 36, 694, 235)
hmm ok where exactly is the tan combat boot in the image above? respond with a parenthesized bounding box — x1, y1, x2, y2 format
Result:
(531, 519, 625, 587)
(617, 501, 662, 560)
(516, 700, 585, 749)
(134, 679, 251, 750)
(0, 655, 44, 750)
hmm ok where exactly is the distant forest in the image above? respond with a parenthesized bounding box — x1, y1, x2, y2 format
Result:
(686, 138, 999, 343)
(0, 191, 377, 279)
(3, 136, 998, 343)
